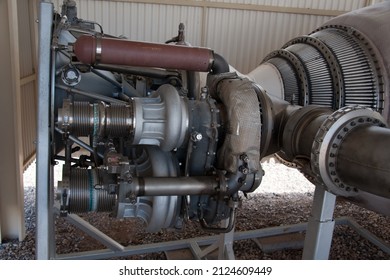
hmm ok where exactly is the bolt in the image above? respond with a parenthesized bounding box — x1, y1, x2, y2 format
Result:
(240, 154, 250, 163)
(239, 166, 249, 175)
(200, 87, 208, 99)
(191, 132, 202, 142)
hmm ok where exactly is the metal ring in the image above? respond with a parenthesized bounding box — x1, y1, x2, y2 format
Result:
(311, 105, 386, 197)
(95, 35, 102, 64)
(283, 35, 344, 110)
(262, 49, 310, 106)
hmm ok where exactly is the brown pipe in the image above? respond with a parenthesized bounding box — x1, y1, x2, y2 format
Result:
(74, 35, 214, 72)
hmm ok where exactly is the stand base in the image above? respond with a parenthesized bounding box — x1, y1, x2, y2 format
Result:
(53, 214, 390, 260)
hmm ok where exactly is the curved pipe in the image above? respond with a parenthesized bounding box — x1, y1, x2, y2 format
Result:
(210, 53, 230, 74)
(74, 35, 229, 74)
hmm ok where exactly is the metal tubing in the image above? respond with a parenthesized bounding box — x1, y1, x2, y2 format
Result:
(337, 125, 390, 198)
(74, 35, 214, 72)
(340, 217, 390, 255)
(93, 64, 180, 79)
(64, 212, 125, 251)
(90, 68, 122, 89)
(55, 84, 128, 104)
(135, 176, 219, 196)
(54, 127, 104, 158)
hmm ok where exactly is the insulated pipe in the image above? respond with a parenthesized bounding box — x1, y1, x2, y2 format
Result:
(73, 35, 228, 74)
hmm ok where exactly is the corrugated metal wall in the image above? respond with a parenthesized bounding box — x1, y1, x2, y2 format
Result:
(18, 0, 37, 168)
(50, 0, 372, 73)
(0, 0, 29, 242)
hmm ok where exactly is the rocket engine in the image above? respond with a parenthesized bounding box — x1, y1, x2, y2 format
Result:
(49, 1, 390, 236)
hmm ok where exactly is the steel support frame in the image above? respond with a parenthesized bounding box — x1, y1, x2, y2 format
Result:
(55, 215, 308, 260)
(51, 183, 390, 260)
(36, 1, 55, 260)
(53, 213, 390, 260)
(53, 214, 389, 260)
(302, 185, 337, 259)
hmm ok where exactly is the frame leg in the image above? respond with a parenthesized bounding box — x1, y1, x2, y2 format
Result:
(217, 219, 235, 260)
(36, 1, 54, 260)
(302, 185, 336, 260)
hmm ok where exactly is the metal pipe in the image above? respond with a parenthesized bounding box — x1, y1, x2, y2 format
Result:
(74, 35, 215, 72)
(90, 68, 122, 89)
(210, 53, 230, 74)
(93, 64, 181, 79)
(132, 176, 219, 196)
(54, 126, 104, 158)
(55, 84, 128, 104)
(337, 125, 390, 198)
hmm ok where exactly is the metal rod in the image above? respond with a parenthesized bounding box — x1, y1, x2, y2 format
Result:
(338, 217, 390, 255)
(90, 68, 122, 89)
(55, 84, 128, 104)
(63, 212, 125, 252)
(93, 64, 180, 79)
(55, 126, 104, 158)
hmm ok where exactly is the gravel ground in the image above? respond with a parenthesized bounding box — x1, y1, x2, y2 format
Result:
(1, 157, 389, 260)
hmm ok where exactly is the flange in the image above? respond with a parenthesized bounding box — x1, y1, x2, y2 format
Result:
(311, 105, 386, 196)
